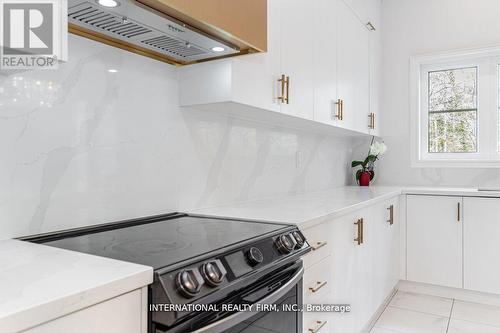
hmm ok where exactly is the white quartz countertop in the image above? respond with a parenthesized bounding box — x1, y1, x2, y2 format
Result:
(192, 186, 402, 229)
(193, 185, 500, 229)
(0, 239, 153, 333)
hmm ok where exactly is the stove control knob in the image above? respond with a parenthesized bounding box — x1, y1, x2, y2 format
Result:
(176, 268, 204, 298)
(275, 234, 296, 254)
(292, 231, 305, 249)
(201, 259, 227, 287)
(246, 247, 264, 266)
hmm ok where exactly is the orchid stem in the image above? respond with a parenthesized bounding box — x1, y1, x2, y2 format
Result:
(367, 136, 375, 156)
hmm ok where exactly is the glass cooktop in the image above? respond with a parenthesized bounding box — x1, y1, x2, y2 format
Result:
(41, 215, 288, 270)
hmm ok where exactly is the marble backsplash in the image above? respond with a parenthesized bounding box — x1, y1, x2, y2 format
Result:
(0, 35, 356, 239)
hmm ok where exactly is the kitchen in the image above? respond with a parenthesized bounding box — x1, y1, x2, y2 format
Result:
(1, 0, 500, 332)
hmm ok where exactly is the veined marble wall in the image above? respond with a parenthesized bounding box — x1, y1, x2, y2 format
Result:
(0, 35, 355, 239)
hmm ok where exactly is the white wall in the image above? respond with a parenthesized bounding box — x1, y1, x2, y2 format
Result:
(0, 35, 355, 239)
(379, 0, 500, 186)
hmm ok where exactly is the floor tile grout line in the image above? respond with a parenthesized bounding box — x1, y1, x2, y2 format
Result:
(446, 299, 455, 333)
(371, 290, 399, 332)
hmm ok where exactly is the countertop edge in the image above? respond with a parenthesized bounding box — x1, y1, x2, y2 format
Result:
(1, 264, 153, 333)
(402, 187, 500, 197)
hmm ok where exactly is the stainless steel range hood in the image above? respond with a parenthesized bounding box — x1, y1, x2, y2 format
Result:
(68, 0, 267, 65)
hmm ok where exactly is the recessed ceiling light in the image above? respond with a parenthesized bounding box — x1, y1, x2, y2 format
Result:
(108, 69, 118, 73)
(211, 46, 225, 53)
(97, 0, 119, 7)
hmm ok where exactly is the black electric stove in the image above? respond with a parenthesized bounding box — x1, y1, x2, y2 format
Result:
(24, 213, 310, 333)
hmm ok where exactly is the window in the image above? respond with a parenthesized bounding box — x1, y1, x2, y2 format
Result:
(411, 48, 500, 167)
(428, 67, 477, 153)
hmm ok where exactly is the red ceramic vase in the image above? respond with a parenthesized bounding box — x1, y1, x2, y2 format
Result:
(359, 171, 371, 186)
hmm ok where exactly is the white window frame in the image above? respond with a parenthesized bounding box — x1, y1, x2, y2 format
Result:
(410, 46, 500, 168)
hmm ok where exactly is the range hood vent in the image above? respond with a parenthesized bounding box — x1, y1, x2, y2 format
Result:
(68, 0, 241, 64)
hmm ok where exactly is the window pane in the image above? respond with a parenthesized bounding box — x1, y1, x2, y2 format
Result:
(428, 111, 477, 153)
(428, 67, 477, 112)
(427, 67, 478, 153)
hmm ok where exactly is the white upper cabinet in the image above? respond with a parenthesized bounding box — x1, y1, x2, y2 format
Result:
(337, 0, 370, 134)
(368, 0, 382, 136)
(179, 0, 281, 113)
(179, 0, 381, 136)
(313, 0, 338, 125)
(369, 26, 382, 136)
(407, 195, 463, 289)
(279, 0, 314, 120)
(230, 0, 282, 113)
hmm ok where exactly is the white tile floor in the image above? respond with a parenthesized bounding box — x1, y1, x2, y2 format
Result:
(371, 291, 500, 333)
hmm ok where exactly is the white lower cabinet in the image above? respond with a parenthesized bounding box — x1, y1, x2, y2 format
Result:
(406, 195, 463, 289)
(406, 194, 500, 297)
(329, 209, 372, 333)
(463, 197, 500, 294)
(301, 196, 400, 333)
(370, 197, 400, 313)
(24, 288, 147, 333)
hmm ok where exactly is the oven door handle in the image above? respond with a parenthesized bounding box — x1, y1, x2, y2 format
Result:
(191, 264, 304, 333)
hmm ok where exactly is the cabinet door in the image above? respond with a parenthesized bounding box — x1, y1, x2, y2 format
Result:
(330, 209, 373, 333)
(368, 19, 381, 136)
(279, 0, 314, 120)
(313, 0, 338, 125)
(337, 0, 370, 133)
(407, 195, 463, 288)
(232, 0, 281, 112)
(463, 197, 500, 294)
(371, 198, 400, 310)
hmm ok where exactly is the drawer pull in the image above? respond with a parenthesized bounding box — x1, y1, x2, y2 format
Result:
(311, 241, 327, 251)
(308, 320, 327, 333)
(308, 281, 327, 293)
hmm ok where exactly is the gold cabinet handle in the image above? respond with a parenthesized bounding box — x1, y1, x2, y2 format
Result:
(278, 75, 290, 104)
(278, 74, 286, 103)
(361, 218, 364, 243)
(368, 113, 375, 129)
(285, 75, 290, 104)
(387, 205, 394, 225)
(308, 280, 327, 293)
(340, 99, 344, 120)
(308, 320, 327, 333)
(311, 241, 327, 251)
(354, 218, 363, 245)
(334, 99, 342, 120)
(457, 202, 460, 222)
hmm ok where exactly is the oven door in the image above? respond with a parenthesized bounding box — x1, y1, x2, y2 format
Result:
(159, 261, 303, 333)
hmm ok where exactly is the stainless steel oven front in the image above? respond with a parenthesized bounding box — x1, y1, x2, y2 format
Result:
(157, 260, 304, 333)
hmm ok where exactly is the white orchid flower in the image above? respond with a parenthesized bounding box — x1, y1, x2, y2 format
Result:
(369, 141, 387, 156)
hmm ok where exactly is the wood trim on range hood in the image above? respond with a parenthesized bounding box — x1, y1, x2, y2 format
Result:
(138, 0, 267, 53)
(69, 0, 267, 65)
